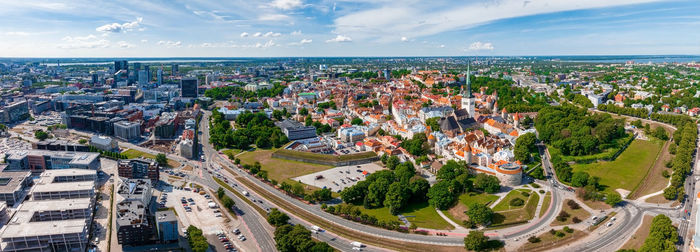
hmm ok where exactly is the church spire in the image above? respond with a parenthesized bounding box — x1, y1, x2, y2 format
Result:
(463, 59, 472, 98)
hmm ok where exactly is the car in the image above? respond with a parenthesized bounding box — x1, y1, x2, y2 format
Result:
(356, 169, 362, 172)
(352, 247, 362, 251)
(233, 228, 240, 234)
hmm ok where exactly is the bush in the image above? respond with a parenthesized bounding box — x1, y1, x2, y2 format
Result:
(555, 231, 565, 237)
(521, 191, 530, 197)
(572, 217, 582, 223)
(531, 183, 541, 189)
(556, 211, 570, 222)
(549, 229, 556, 235)
(563, 226, 573, 233)
(528, 236, 541, 243)
(662, 170, 670, 178)
(539, 190, 545, 194)
(567, 199, 581, 209)
(462, 220, 476, 229)
(510, 198, 525, 207)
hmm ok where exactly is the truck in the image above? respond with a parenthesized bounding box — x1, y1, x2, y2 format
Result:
(311, 225, 321, 232)
(351, 241, 363, 248)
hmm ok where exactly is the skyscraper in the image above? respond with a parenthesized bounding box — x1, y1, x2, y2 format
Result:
(383, 69, 391, 79)
(138, 70, 148, 89)
(171, 64, 179, 75)
(157, 68, 163, 86)
(144, 65, 151, 80)
(114, 60, 128, 74)
(180, 78, 198, 98)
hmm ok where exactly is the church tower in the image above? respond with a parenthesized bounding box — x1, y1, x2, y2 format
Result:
(461, 60, 476, 118)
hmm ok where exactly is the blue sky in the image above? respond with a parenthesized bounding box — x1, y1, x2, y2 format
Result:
(0, 0, 698, 57)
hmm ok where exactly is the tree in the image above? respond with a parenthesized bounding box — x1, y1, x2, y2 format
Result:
(217, 187, 225, 199)
(384, 182, 411, 214)
(351, 117, 363, 125)
(386, 155, 400, 170)
(516, 132, 537, 153)
(653, 127, 669, 140)
(464, 231, 489, 251)
(222, 196, 235, 210)
(426, 117, 440, 132)
(187, 225, 209, 252)
(639, 215, 677, 252)
(474, 174, 500, 193)
(340, 181, 369, 205)
(466, 203, 494, 227)
(365, 177, 390, 208)
(291, 183, 305, 197)
(267, 208, 290, 227)
(305, 115, 313, 126)
(312, 188, 332, 202)
(663, 186, 677, 200)
(427, 180, 456, 210)
(274, 224, 317, 252)
(605, 192, 622, 206)
(394, 162, 416, 182)
(571, 171, 589, 187)
(437, 160, 463, 180)
(156, 153, 168, 167)
(409, 177, 430, 201)
(309, 242, 334, 252)
(78, 139, 88, 145)
(514, 145, 531, 164)
(34, 130, 49, 141)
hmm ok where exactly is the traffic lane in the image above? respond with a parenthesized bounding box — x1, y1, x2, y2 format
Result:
(219, 158, 466, 246)
(199, 176, 276, 252)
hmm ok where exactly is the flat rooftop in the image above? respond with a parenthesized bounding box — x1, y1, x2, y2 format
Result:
(4, 150, 99, 166)
(38, 168, 97, 181)
(32, 181, 94, 193)
(0, 171, 30, 194)
(0, 199, 92, 238)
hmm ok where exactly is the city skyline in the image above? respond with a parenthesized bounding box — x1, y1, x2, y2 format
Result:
(0, 0, 699, 57)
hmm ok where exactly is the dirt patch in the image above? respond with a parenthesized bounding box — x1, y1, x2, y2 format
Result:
(580, 198, 611, 210)
(621, 214, 653, 250)
(182, 165, 194, 171)
(629, 139, 672, 199)
(447, 203, 469, 223)
(645, 193, 674, 205)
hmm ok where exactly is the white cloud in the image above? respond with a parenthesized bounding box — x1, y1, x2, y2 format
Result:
(3, 31, 31, 36)
(58, 34, 109, 49)
(157, 40, 182, 48)
(117, 41, 135, 48)
(140, 39, 148, 43)
(289, 38, 312, 46)
(251, 40, 277, 48)
(258, 14, 290, 21)
(440, 44, 445, 48)
(291, 30, 302, 36)
(326, 35, 352, 43)
(269, 0, 303, 10)
(401, 36, 408, 42)
(96, 17, 143, 33)
(264, 32, 282, 37)
(253, 32, 263, 37)
(240, 32, 250, 37)
(331, 0, 660, 42)
(468, 41, 494, 51)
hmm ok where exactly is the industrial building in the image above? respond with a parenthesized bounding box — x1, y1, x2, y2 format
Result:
(114, 120, 141, 141)
(90, 135, 119, 152)
(275, 119, 317, 140)
(0, 100, 30, 124)
(4, 150, 100, 173)
(0, 171, 32, 206)
(0, 169, 96, 252)
(33, 139, 90, 152)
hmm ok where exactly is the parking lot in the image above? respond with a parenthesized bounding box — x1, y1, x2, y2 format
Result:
(162, 186, 253, 252)
(293, 163, 385, 193)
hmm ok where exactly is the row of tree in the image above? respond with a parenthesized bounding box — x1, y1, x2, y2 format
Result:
(186, 225, 209, 252)
(216, 187, 236, 212)
(204, 83, 285, 100)
(663, 121, 698, 200)
(268, 208, 334, 252)
(431, 160, 501, 210)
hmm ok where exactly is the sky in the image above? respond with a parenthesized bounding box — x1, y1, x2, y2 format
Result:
(0, 0, 699, 57)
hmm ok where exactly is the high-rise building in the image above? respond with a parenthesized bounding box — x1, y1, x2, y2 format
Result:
(114, 60, 128, 74)
(143, 65, 151, 80)
(91, 74, 98, 84)
(180, 78, 198, 98)
(171, 64, 179, 75)
(383, 69, 391, 79)
(138, 70, 148, 89)
(157, 68, 163, 86)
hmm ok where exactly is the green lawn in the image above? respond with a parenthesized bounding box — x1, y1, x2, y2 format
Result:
(539, 192, 552, 217)
(356, 201, 453, 230)
(459, 192, 499, 208)
(492, 189, 532, 211)
(121, 149, 180, 168)
(274, 148, 377, 162)
(491, 191, 539, 228)
(237, 149, 332, 183)
(221, 149, 241, 158)
(571, 139, 663, 193)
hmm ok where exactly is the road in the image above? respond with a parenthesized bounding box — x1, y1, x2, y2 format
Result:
(678, 123, 700, 251)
